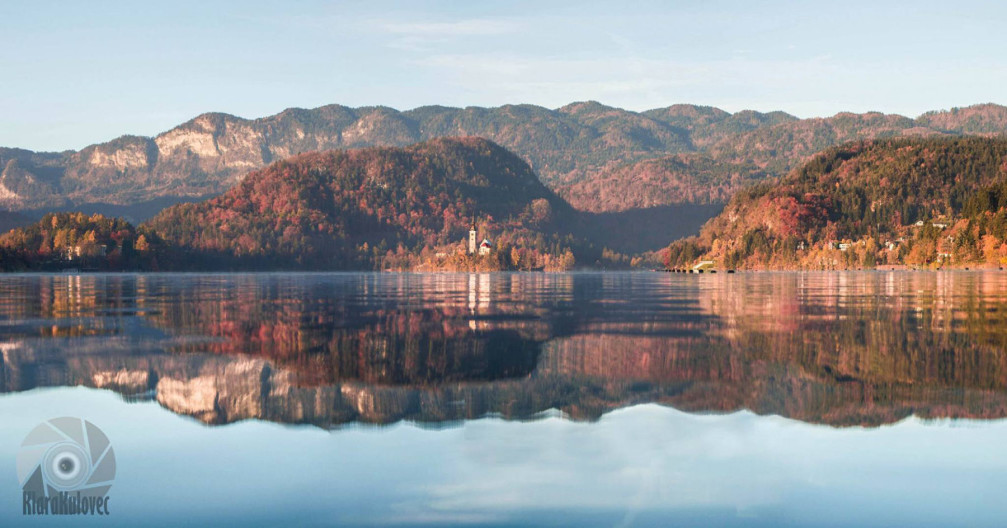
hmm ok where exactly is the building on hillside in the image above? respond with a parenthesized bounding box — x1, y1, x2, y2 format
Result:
(913, 219, 951, 229)
(64, 244, 108, 261)
(478, 239, 493, 256)
(468, 221, 493, 256)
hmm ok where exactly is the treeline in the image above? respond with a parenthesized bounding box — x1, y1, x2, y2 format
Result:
(0, 212, 588, 273)
(0, 212, 163, 271)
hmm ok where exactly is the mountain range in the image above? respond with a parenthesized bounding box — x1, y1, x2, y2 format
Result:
(5, 102, 1007, 223)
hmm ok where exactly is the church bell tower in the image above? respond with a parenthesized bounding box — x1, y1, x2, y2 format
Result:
(468, 222, 478, 255)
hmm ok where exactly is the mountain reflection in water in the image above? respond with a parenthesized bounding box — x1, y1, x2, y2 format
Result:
(2, 271, 1007, 428)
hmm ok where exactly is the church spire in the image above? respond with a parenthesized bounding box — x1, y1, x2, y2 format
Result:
(468, 219, 478, 255)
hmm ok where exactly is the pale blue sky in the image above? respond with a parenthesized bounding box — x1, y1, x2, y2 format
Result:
(4, 389, 1007, 527)
(2, 0, 1005, 151)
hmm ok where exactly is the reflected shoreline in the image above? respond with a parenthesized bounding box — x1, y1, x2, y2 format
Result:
(3, 271, 1007, 428)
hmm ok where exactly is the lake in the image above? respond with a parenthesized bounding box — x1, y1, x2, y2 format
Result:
(1, 271, 1006, 527)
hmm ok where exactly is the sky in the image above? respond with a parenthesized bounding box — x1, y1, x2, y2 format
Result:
(4, 390, 1007, 527)
(2, 0, 1006, 152)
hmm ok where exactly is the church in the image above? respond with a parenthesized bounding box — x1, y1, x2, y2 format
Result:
(468, 223, 493, 256)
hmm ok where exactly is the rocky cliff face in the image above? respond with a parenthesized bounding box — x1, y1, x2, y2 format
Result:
(0, 150, 66, 209)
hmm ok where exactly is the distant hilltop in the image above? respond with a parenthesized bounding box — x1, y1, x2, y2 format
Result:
(144, 136, 583, 271)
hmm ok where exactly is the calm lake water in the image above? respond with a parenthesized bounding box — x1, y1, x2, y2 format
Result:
(2, 271, 1007, 526)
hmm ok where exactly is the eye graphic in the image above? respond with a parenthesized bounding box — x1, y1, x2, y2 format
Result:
(17, 417, 116, 498)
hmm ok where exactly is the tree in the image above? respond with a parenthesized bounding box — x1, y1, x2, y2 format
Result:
(510, 246, 522, 270)
(558, 249, 576, 271)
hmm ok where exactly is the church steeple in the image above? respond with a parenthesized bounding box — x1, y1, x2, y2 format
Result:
(468, 220, 478, 255)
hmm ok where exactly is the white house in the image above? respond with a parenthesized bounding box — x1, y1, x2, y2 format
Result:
(478, 239, 493, 256)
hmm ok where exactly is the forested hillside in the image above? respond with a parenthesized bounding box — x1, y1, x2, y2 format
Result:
(145, 137, 587, 270)
(0, 212, 161, 270)
(664, 137, 1007, 269)
(557, 153, 769, 212)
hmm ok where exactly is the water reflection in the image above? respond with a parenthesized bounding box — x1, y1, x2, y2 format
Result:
(2, 272, 1007, 427)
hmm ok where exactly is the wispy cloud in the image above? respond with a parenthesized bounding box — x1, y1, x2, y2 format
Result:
(376, 18, 522, 52)
(381, 18, 520, 37)
(374, 17, 523, 52)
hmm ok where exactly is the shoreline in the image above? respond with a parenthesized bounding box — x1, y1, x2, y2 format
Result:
(1, 267, 1007, 276)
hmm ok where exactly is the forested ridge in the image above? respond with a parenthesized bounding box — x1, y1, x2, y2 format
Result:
(142, 137, 589, 270)
(665, 137, 1007, 269)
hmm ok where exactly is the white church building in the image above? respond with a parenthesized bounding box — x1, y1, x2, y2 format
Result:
(468, 223, 493, 256)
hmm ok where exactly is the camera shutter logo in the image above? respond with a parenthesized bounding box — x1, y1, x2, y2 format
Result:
(17, 417, 116, 498)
